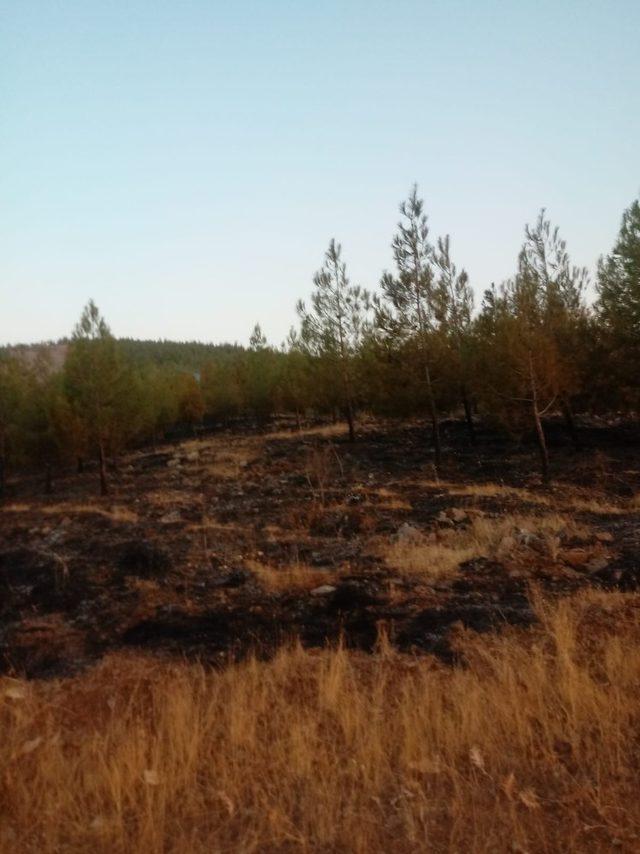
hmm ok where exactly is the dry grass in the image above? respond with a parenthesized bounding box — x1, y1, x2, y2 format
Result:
(370, 486, 413, 510)
(382, 513, 588, 580)
(1, 591, 639, 852)
(245, 558, 332, 592)
(33, 503, 139, 523)
(265, 422, 349, 441)
(416, 478, 633, 516)
(205, 446, 259, 479)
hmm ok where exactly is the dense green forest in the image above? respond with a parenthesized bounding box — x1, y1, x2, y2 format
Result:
(1, 187, 639, 495)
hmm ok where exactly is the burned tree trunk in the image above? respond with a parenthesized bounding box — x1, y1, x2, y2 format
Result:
(461, 384, 476, 443)
(561, 397, 581, 451)
(98, 439, 109, 496)
(528, 352, 550, 483)
(425, 364, 442, 470)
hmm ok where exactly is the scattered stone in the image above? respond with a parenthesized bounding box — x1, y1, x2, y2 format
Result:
(562, 548, 590, 569)
(159, 510, 182, 524)
(212, 569, 252, 588)
(396, 523, 423, 544)
(310, 585, 337, 596)
(595, 531, 614, 543)
(497, 534, 518, 557)
(585, 556, 610, 573)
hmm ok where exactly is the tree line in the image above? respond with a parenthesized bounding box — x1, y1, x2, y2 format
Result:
(1, 187, 638, 495)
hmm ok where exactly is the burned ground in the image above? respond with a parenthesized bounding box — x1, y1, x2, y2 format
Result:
(1, 418, 639, 677)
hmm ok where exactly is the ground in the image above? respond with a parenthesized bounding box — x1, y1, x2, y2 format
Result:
(1, 417, 639, 678)
(2, 418, 640, 852)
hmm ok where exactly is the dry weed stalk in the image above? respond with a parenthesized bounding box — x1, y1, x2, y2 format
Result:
(0, 591, 639, 852)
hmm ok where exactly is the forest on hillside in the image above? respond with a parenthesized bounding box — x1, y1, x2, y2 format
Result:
(1, 187, 639, 496)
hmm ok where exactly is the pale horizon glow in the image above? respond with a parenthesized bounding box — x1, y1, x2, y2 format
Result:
(2, 1, 639, 347)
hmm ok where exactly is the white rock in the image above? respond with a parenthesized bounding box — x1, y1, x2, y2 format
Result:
(310, 585, 337, 596)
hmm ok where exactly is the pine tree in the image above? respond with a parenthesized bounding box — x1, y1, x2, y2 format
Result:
(519, 210, 589, 448)
(597, 196, 640, 404)
(297, 239, 369, 441)
(377, 185, 442, 467)
(0, 356, 23, 499)
(433, 234, 475, 440)
(63, 300, 129, 495)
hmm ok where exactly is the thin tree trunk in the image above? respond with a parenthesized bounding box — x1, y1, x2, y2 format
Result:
(77, 457, 85, 474)
(295, 408, 301, 431)
(345, 397, 355, 442)
(461, 384, 476, 443)
(425, 364, 442, 470)
(45, 463, 53, 495)
(0, 452, 5, 500)
(561, 397, 581, 451)
(528, 352, 550, 483)
(98, 440, 109, 496)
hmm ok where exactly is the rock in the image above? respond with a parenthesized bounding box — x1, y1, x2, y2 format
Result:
(562, 548, 590, 569)
(497, 534, 518, 557)
(516, 528, 545, 551)
(449, 507, 469, 524)
(160, 510, 181, 524)
(595, 531, 614, 544)
(585, 556, 610, 573)
(212, 569, 252, 588)
(167, 458, 182, 469)
(184, 451, 200, 462)
(436, 511, 454, 527)
(396, 523, 423, 544)
(310, 584, 337, 596)
(117, 541, 171, 579)
(43, 522, 70, 547)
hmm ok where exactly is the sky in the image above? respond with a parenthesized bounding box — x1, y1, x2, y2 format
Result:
(2, 0, 639, 347)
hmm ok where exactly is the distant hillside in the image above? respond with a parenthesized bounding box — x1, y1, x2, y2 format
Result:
(117, 339, 245, 370)
(1, 338, 245, 373)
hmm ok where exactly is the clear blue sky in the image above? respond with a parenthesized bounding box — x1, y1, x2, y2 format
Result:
(2, 0, 639, 346)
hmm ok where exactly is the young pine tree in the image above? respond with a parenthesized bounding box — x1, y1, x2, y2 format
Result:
(377, 185, 442, 467)
(63, 300, 129, 495)
(597, 196, 640, 407)
(297, 239, 369, 441)
(433, 235, 476, 441)
(519, 210, 589, 448)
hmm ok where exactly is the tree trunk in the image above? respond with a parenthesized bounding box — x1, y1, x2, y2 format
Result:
(561, 397, 581, 451)
(345, 397, 355, 442)
(461, 384, 476, 443)
(98, 440, 109, 496)
(77, 457, 85, 474)
(295, 408, 301, 431)
(528, 352, 550, 483)
(45, 463, 53, 495)
(0, 453, 5, 500)
(425, 364, 442, 470)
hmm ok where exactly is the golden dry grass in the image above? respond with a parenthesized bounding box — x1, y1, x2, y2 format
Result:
(381, 513, 587, 580)
(205, 446, 259, 479)
(244, 558, 332, 592)
(264, 422, 349, 441)
(35, 503, 139, 523)
(414, 479, 633, 515)
(1, 591, 639, 852)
